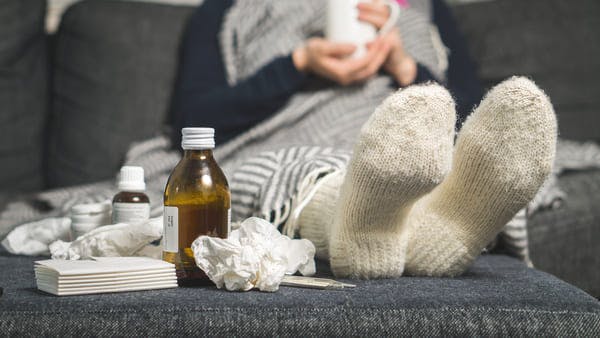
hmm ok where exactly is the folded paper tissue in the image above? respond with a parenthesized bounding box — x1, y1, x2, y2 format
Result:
(49, 218, 163, 260)
(191, 217, 316, 292)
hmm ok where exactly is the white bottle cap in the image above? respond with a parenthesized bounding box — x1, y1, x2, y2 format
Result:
(118, 166, 146, 191)
(181, 127, 215, 150)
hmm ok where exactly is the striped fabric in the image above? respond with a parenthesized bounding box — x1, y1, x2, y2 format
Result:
(229, 146, 535, 261)
(498, 209, 530, 264)
(2, 134, 599, 262)
(213, 0, 448, 177)
(230, 147, 351, 225)
(4, 1, 599, 264)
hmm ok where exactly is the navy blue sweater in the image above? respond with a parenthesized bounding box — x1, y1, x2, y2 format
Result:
(172, 0, 483, 146)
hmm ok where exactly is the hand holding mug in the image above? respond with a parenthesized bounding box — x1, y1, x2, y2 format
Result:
(356, 0, 393, 29)
(293, 37, 392, 86)
(326, 0, 399, 58)
(358, 1, 417, 86)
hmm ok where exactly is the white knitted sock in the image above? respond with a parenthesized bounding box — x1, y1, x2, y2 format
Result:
(297, 171, 344, 260)
(404, 77, 557, 277)
(329, 84, 456, 278)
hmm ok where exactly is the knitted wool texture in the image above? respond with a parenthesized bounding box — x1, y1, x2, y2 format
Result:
(328, 83, 456, 278)
(297, 77, 556, 278)
(298, 171, 344, 260)
(404, 77, 557, 276)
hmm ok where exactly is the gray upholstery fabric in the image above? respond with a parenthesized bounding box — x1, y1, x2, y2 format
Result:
(42, 0, 600, 187)
(529, 169, 600, 298)
(46, 1, 193, 188)
(0, 0, 47, 192)
(452, 0, 600, 141)
(0, 253, 599, 336)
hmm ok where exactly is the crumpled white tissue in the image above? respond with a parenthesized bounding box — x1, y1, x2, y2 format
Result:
(191, 217, 316, 292)
(1, 217, 71, 256)
(49, 217, 163, 260)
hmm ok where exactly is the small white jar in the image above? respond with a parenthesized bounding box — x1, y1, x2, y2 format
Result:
(70, 201, 112, 240)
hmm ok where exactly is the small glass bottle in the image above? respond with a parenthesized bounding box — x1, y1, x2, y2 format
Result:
(112, 166, 150, 224)
(163, 128, 231, 286)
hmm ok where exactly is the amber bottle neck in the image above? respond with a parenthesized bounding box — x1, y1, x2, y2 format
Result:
(183, 149, 214, 160)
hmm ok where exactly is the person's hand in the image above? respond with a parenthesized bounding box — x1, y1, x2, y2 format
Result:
(377, 28, 417, 86)
(356, 0, 391, 29)
(358, 0, 417, 86)
(292, 37, 392, 86)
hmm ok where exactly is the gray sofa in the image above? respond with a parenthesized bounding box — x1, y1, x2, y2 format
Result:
(1, 254, 599, 336)
(1, 0, 599, 335)
(451, 0, 600, 298)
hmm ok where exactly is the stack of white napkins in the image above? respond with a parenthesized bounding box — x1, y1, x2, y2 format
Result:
(35, 257, 177, 296)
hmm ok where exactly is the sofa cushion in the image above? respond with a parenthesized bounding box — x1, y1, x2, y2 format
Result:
(529, 169, 600, 298)
(452, 0, 600, 141)
(46, 0, 193, 188)
(0, 0, 47, 192)
(0, 253, 598, 336)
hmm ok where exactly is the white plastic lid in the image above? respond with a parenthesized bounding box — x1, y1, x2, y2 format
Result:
(181, 127, 215, 150)
(118, 166, 146, 191)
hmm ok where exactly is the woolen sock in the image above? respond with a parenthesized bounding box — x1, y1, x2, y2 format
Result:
(404, 76, 557, 277)
(328, 83, 456, 278)
(297, 170, 344, 260)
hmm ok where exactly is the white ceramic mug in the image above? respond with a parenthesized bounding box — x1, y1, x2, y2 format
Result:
(326, 0, 400, 58)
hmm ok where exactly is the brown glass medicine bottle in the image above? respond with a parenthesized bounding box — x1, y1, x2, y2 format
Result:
(163, 128, 230, 286)
(112, 166, 150, 224)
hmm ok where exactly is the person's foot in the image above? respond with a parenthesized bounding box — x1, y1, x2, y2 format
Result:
(297, 170, 344, 260)
(329, 83, 456, 278)
(404, 77, 557, 277)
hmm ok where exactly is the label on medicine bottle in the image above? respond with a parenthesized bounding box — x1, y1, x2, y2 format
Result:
(163, 206, 179, 253)
(227, 208, 231, 235)
(112, 203, 150, 224)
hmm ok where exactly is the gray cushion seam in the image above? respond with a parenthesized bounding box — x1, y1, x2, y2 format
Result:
(2, 307, 599, 316)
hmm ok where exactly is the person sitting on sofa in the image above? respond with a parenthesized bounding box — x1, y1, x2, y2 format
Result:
(171, 0, 483, 146)
(170, 0, 556, 279)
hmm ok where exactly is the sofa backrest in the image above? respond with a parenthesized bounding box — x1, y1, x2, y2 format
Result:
(0, 0, 48, 193)
(36, 0, 600, 189)
(45, 0, 193, 188)
(452, 0, 600, 141)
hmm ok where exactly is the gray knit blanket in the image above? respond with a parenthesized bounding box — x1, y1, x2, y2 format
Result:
(2, 0, 600, 263)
